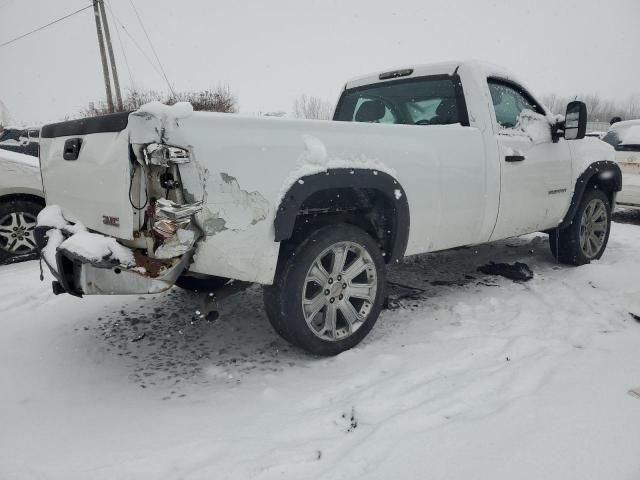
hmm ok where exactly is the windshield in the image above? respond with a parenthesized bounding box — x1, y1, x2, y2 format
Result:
(334, 76, 464, 126)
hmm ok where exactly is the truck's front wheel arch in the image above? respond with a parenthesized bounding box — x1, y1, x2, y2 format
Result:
(274, 169, 410, 264)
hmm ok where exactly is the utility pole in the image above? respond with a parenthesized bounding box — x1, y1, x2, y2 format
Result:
(92, 0, 114, 113)
(97, 0, 123, 111)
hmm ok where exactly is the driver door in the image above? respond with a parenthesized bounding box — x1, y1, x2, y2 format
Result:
(488, 79, 572, 240)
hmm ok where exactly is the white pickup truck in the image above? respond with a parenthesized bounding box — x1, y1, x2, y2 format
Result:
(35, 60, 621, 355)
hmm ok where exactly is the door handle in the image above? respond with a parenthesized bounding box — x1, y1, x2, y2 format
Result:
(505, 155, 525, 162)
(63, 138, 82, 161)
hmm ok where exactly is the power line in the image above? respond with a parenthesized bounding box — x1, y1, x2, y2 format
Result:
(104, 2, 167, 85)
(106, 0, 135, 89)
(127, 0, 175, 96)
(0, 5, 93, 49)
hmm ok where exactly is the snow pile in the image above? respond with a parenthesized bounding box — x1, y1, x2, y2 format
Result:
(129, 101, 194, 144)
(136, 101, 193, 120)
(41, 228, 63, 268)
(619, 125, 640, 145)
(37, 205, 85, 234)
(59, 231, 134, 266)
(498, 109, 553, 143)
(38, 205, 133, 266)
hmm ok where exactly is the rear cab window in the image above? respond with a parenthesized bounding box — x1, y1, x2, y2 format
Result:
(334, 75, 468, 126)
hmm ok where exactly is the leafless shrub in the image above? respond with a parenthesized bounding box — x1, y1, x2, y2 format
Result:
(541, 92, 640, 123)
(79, 85, 237, 117)
(292, 94, 333, 120)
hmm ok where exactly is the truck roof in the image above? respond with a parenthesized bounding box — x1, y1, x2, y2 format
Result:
(344, 60, 521, 91)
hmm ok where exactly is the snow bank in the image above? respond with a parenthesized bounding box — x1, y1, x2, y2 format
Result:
(59, 231, 134, 266)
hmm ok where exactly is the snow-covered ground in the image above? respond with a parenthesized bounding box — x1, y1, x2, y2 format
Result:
(2, 215, 640, 480)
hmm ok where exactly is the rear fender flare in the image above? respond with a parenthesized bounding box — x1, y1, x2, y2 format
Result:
(274, 168, 410, 263)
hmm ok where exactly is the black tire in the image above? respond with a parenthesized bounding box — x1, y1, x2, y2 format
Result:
(549, 187, 612, 265)
(264, 224, 386, 356)
(175, 274, 229, 292)
(0, 198, 43, 263)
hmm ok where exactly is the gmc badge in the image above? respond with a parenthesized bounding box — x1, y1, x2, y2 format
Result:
(102, 215, 120, 227)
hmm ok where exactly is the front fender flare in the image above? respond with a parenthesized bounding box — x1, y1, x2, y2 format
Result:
(274, 168, 410, 263)
(559, 160, 622, 229)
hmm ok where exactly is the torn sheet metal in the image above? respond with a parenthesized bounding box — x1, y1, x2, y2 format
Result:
(196, 172, 269, 234)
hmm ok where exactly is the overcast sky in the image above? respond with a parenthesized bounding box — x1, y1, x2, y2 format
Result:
(1, 0, 638, 124)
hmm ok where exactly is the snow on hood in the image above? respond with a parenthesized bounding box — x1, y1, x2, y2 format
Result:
(128, 101, 194, 144)
(619, 125, 640, 145)
(0, 148, 39, 168)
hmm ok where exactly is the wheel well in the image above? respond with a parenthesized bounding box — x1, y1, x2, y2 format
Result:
(559, 161, 622, 229)
(584, 171, 619, 205)
(0, 193, 45, 207)
(286, 187, 399, 263)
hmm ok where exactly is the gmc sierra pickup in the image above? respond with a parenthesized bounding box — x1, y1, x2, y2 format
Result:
(35, 60, 621, 355)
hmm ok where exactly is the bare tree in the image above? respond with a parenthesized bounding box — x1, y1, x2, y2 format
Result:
(292, 94, 333, 120)
(541, 91, 640, 123)
(79, 85, 237, 117)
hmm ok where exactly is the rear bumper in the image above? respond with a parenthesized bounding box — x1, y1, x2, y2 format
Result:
(35, 225, 189, 297)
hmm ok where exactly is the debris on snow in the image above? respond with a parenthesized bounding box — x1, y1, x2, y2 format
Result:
(629, 312, 640, 323)
(477, 262, 534, 282)
(130, 332, 146, 343)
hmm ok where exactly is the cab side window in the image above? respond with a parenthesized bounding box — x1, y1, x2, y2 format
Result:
(488, 80, 538, 129)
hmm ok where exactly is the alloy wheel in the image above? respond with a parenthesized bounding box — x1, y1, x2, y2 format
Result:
(302, 241, 378, 341)
(0, 211, 38, 255)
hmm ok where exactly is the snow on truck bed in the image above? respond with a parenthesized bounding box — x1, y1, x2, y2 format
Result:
(2, 218, 640, 479)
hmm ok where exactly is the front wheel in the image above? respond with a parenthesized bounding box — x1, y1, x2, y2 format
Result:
(264, 224, 386, 356)
(550, 188, 612, 265)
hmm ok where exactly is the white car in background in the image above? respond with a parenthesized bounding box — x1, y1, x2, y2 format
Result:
(603, 120, 640, 208)
(0, 149, 44, 263)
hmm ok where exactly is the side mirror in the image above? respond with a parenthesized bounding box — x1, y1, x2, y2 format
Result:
(564, 100, 587, 140)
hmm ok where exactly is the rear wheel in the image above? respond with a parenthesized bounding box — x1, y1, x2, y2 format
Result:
(264, 224, 386, 356)
(550, 188, 611, 265)
(0, 199, 43, 263)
